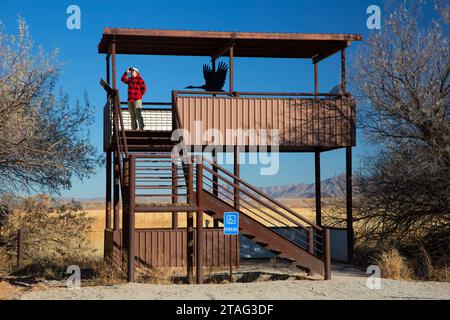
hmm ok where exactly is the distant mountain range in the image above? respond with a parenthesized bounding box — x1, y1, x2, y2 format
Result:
(258, 174, 346, 198)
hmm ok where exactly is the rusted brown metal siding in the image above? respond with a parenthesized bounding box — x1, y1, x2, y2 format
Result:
(105, 228, 239, 268)
(177, 96, 355, 149)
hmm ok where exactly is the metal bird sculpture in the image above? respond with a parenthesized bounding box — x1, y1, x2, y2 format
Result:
(185, 61, 228, 91)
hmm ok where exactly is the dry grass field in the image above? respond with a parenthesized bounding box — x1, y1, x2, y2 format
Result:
(83, 198, 317, 257)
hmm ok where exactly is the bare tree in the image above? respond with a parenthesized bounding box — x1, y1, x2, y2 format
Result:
(354, 1, 449, 162)
(0, 18, 101, 195)
(351, 1, 449, 262)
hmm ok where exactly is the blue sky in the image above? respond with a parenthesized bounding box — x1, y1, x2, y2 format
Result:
(0, 0, 385, 198)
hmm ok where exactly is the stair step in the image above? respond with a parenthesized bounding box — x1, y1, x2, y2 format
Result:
(122, 145, 174, 151)
(121, 135, 172, 140)
(242, 234, 256, 239)
(120, 138, 173, 144)
(255, 241, 268, 247)
(124, 130, 172, 138)
(269, 249, 282, 255)
(121, 134, 172, 138)
(135, 167, 173, 171)
(135, 185, 184, 189)
(121, 140, 176, 146)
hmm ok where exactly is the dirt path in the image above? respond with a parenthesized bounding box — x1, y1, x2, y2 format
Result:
(14, 265, 450, 300)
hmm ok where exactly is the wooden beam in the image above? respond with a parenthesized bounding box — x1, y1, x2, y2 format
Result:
(111, 40, 117, 90)
(314, 62, 319, 96)
(113, 150, 120, 231)
(196, 163, 204, 284)
(229, 45, 234, 93)
(100, 79, 114, 95)
(341, 49, 346, 95)
(234, 146, 240, 209)
(121, 157, 129, 271)
(105, 38, 344, 49)
(312, 44, 346, 63)
(346, 147, 353, 263)
(315, 151, 321, 226)
(105, 152, 112, 230)
(127, 156, 136, 282)
(106, 55, 110, 84)
(105, 54, 112, 232)
(172, 161, 178, 229)
(211, 59, 217, 98)
(211, 39, 234, 60)
(134, 205, 198, 213)
(106, 47, 340, 59)
(101, 28, 362, 41)
(212, 148, 219, 228)
(324, 228, 331, 280)
(186, 164, 194, 284)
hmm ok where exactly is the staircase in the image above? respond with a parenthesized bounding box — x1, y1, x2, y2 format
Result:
(101, 80, 331, 282)
(191, 156, 329, 278)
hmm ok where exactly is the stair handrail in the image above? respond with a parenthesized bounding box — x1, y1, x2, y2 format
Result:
(201, 164, 315, 237)
(113, 89, 129, 159)
(198, 156, 322, 232)
(100, 79, 129, 200)
(100, 79, 129, 159)
(200, 169, 321, 247)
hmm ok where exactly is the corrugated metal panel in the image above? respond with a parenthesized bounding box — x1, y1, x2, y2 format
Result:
(106, 228, 239, 268)
(177, 96, 355, 149)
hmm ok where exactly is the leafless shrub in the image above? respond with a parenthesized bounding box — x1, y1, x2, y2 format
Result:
(375, 248, 413, 280)
(0, 194, 95, 271)
(349, 0, 449, 273)
(89, 260, 127, 286)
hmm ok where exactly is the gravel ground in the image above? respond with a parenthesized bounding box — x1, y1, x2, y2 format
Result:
(17, 265, 450, 300)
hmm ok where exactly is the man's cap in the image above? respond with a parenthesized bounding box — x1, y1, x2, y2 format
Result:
(130, 67, 139, 73)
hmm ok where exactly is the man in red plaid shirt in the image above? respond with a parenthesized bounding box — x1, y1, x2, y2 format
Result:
(121, 67, 147, 130)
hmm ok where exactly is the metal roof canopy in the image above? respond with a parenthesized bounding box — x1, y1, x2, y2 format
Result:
(98, 28, 362, 61)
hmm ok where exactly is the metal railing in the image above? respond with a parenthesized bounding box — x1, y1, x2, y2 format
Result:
(172, 90, 347, 98)
(100, 79, 129, 200)
(131, 154, 195, 211)
(191, 156, 326, 259)
(119, 109, 172, 131)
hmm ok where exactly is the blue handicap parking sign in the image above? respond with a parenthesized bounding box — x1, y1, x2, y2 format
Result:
(223, 212, 239, 235)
